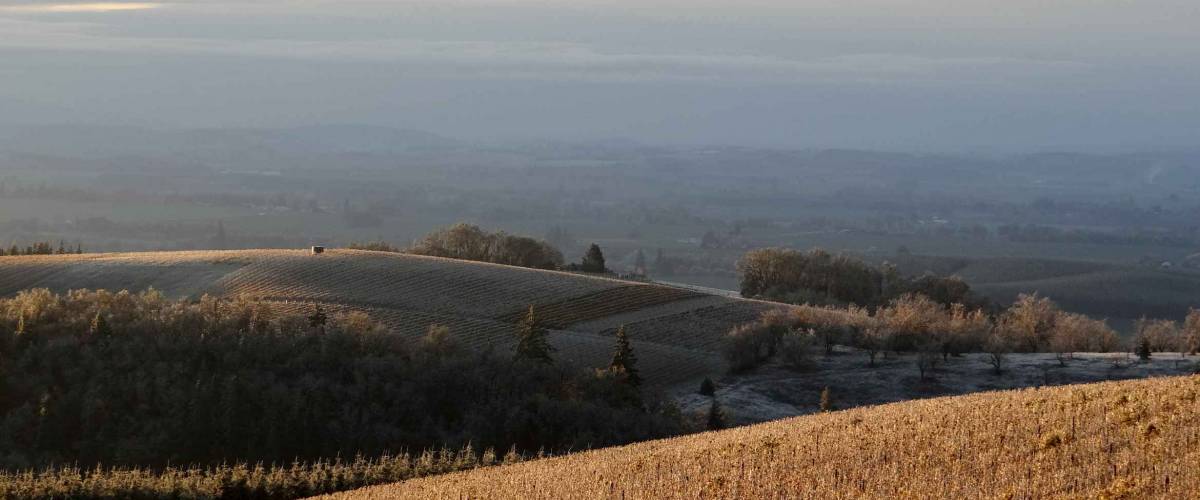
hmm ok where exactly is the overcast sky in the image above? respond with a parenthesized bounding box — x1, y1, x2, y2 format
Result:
(1, 0, 1198, 151)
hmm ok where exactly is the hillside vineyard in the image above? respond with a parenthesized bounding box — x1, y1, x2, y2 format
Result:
(0, 249, 785, 385)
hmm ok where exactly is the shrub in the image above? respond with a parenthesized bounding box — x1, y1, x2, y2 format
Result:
(778, 329, 816, 370)
(723, 323, 771, 372)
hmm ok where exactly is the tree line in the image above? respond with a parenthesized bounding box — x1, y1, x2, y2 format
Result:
(0, 241, 82, 256)
(0, 288, 680, 476)
(729, 246, 1200, 374)
(351, 223, 610, 273)
(737, 247, 987, 309)
(724, 292, 1200, 375)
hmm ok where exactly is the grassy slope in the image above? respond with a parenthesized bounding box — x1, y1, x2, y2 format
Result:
(326, 375, 1200, 499)
(0, 249, 757, 385)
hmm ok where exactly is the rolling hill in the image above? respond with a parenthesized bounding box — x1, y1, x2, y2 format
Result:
(323, 375, 1200, 499)
(0, 249, 786, 386)
(890, 254, 1200, 325)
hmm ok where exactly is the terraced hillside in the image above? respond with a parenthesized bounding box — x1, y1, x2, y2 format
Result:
(0, 249, 784, 386)
(326, 375, 1200, 499)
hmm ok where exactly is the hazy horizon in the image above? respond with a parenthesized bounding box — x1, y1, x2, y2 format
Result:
(2, 0, 1199, 153)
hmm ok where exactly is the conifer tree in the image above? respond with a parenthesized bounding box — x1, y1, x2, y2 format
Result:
(609, 325, 641, 387)
(514, 305, 554, 363)
(699, 377, 716, 396)
(706, 398, 726, 431)
(581, 243, 606, 273)
(91, 311, 112, 340)
(1136, 336, 1152, 361)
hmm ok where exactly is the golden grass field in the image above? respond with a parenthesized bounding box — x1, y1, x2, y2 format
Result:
(0, 249, 784, 385)
(322, 375, 1200, 499)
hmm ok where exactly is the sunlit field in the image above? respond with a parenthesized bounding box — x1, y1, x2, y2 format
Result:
(329, 376, 1200, 499)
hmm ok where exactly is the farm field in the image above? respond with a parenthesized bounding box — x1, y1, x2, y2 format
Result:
(0, 249, 757, 386)
(323, 375, 1200, 499)
(883, 254, 1200, 328)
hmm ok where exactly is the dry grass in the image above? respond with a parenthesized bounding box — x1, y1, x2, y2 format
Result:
(323, 375, 1200, 499)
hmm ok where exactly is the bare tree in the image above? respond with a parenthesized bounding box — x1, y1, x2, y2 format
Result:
(1185, 309, 1200, 356)
(984, 333, 1011, 375)
(916, 341, 940, 380)
(859, 322, 891, 367)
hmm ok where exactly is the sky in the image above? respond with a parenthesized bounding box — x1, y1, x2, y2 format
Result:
(1, 0, 1198, 152)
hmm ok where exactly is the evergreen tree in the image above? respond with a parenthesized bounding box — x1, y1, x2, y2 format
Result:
(698, 377, 716, 396)
(706, 399, 726, 431)
(91, 311, 112, 339)
(514, 306, 555, 364)
(609, 325, 641, 387)
(1136, 336, 1152, 361)
(581, 243, 606, 273)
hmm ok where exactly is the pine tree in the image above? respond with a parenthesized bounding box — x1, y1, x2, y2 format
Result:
(581, 243, 606, 273)
(819, 386, 833, 412)
(609, 325, 641, 387)
(91, 311, 112, 339)
(514, 305, 555, 363)
(699, 377, 716, 396)
(1136, 336, 1152, 361)
(706, 399, 726, 431)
